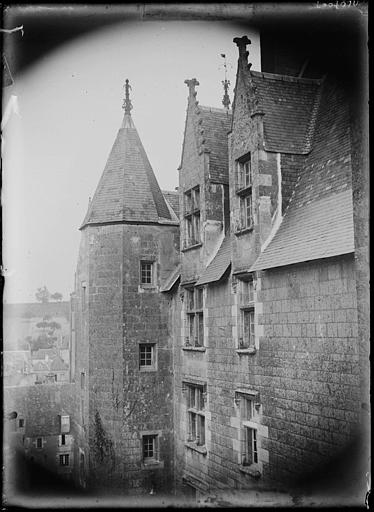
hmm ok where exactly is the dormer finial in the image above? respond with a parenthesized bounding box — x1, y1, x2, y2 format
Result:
(233, 36, 251, 64)
(184, 78, 200, 98)
(122, 78, 133, 114)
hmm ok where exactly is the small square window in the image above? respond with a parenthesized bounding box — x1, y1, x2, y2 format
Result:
(142, 434, 158, 462)
(59, 454, 70, 466)
(140, 261, 153, 285)
(18, 419, 24, 428)
(139, 344, 156, 369)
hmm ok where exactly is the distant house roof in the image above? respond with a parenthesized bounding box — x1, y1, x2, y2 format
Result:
(250, 189, 354, 272)
(50, 356, 68, 371)
(196, 236, 231, 286)
(199, 106, 232, 183)
(161, 264, 181, 292)
(162, 190, 180, 218)
(251, 71, 322, 154)
(31, 348, 57, 360)
(32, 360, 50, 372)
(81, 113, 176, 228)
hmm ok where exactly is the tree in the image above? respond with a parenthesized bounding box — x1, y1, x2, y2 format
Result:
(51, 292, 63, 302)
(35, 286, 50, 303)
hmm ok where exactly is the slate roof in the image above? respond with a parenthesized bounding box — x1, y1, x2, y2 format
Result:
(251, 71, 322, 154)
(160, 264, 181, 292)
(162, 190, 180, 218)
(250, 74, 354, 272)
(196, 236, 231, 286)
(250, 189, 354, 271)
(81, 114, 174, 228)
(199, 106, 232, 183)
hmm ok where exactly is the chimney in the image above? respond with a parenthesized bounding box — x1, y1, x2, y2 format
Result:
(184, 78, 200, 100)
(233, 36, 251, 66)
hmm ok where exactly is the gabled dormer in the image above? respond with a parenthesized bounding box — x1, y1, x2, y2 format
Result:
(178, 78, 232, 284)
(230, 36, 322, 274)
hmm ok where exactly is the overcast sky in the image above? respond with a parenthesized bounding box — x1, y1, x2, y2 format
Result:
(3, 20, 261, 304)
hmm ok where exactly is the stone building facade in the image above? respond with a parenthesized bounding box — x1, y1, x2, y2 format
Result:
(69, 22, 368, 501)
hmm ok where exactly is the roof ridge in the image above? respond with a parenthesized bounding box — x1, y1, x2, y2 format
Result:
(199, 105, 232, 114)
(251, 70, 323, 85)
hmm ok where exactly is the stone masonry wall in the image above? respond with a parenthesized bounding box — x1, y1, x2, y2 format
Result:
(85, 224, 124, 488)
(174, 254, 361, 493)
(256, 255, 360, 485)
(119, 223, 178, 494)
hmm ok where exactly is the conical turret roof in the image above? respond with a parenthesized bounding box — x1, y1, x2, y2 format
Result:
(81, 87, 172, 228)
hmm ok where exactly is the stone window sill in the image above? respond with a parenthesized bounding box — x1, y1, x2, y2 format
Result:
(185, 442, 207, 455)
(181, 242, 203, 253)
(234, 227, 254, 237)
(182, 346, 206, 352)
(139, 285, 158, 292)
(236, 347, 256, 355)
(141, 460, 164, 470)
(239, 464, 261, 479)
(139, 366, 157, 372)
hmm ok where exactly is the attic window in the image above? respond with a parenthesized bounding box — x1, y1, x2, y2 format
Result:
(236, 153, 252, 191)
(184, 186, 201, 248)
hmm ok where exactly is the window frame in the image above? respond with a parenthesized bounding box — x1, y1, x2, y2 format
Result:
(139, 343, 156, 371)
(36, 437, 43, 449)
(185, 287, 204, 347)
(185, 383, 206, 447)
(140, 260, 154, 286)
(142, 434, 159, 464)
(59, 453, 70, 466)
(236, 153, 252, 191)
(238, 277, 255, 350)
(236, 153, 254, 232)
(236, 392, 261, 470)
(184, 186, 201, 248)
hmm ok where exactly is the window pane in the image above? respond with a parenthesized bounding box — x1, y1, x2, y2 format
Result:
(188, 314, 195, 342)
(139, 344, 154, 367)
(198, 415, 205, 445)
(186, 217, 193, 245)
(246, 195, 252, 226)
(143, 435, 155, 459)
(197, 313, 204, 346)
(195, 288, 203, 310)
(187, 289, 194, 311)
(193, 214, 200, 243)
(193, 187, 200, 210)
(253, 429, 258, 463)
(141, 262, 152, 284)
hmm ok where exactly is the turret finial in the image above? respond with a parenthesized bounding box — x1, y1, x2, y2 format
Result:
(122, 78, 133, 114)
(220, 54, 231, 110)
